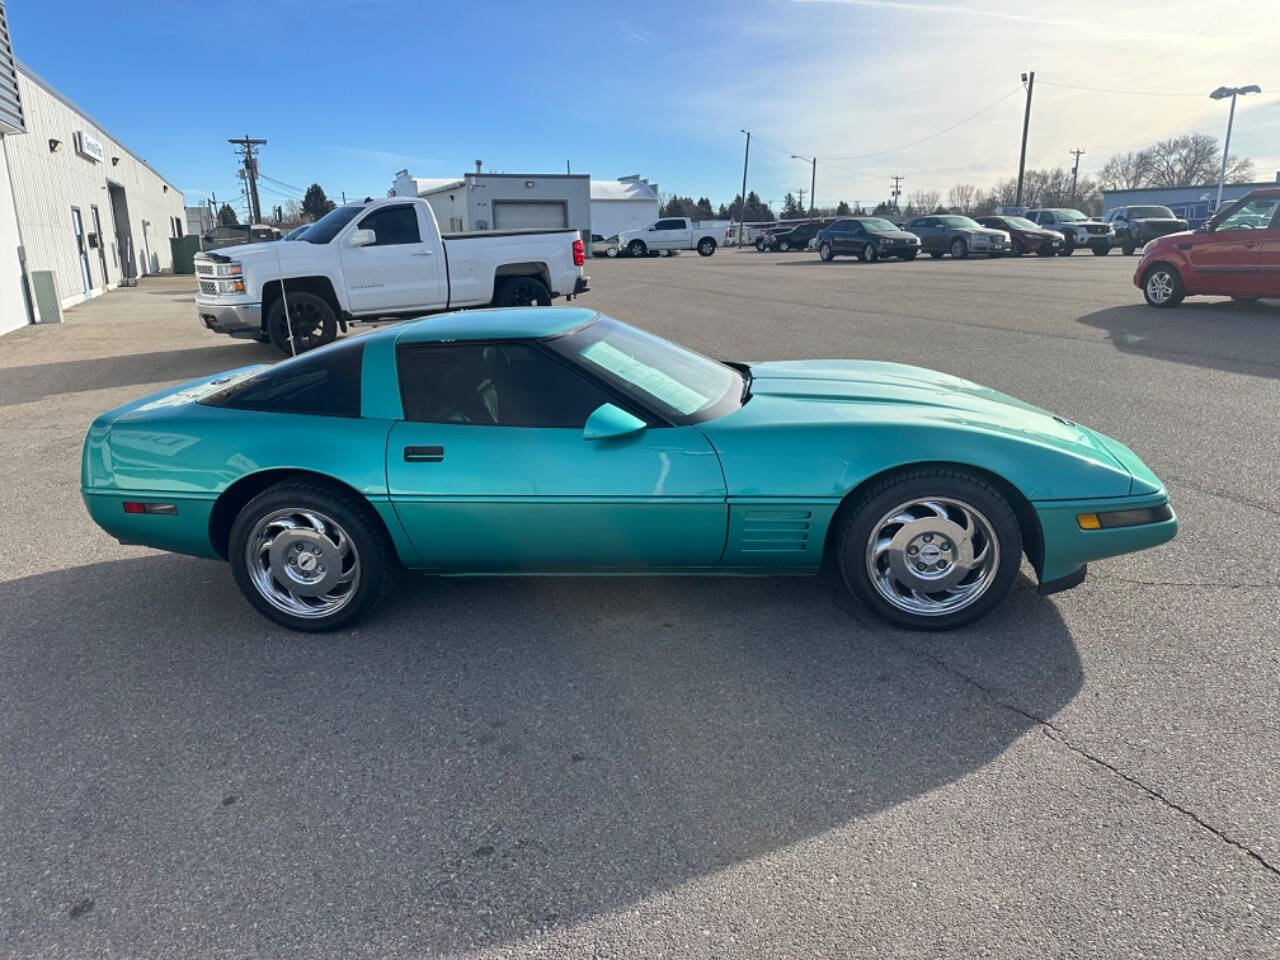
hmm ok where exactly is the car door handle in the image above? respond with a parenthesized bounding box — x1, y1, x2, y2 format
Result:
(1243, 240, 1260, 248)
(412, 250, 433, 256)
(404, 445, 444, 462)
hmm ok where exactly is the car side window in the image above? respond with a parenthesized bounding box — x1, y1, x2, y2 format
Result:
(357, 205, 421, 246)
(1215, 197, 1280, 232)
(203, 339, 365, 418)
(397, 343, 617, 427)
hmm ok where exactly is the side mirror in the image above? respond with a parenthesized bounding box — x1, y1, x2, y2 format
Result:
(583, 403, 646, 441)
(1198, 221, 1213, 232)
(349, 228, 376, 247)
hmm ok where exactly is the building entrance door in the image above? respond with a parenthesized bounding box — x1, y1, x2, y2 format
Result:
(71, 207, 92, 294)
(91, 205, 109, 285)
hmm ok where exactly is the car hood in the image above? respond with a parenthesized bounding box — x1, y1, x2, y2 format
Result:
(195, 241, 285, 263)
(1131, 217, 1185, 227)
(741, 359, 1145, 486)
(1146, 228, 1197, 248)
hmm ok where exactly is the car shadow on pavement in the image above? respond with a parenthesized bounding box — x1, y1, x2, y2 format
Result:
(0, 555, 1081, 956)
(0, 341, 278, 407)
(1079, 300, 1280, 379)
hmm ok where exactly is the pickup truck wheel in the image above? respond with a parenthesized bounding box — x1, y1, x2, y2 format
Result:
(1091, 244, 1110, 256)
(697, 238, 716, 257)
(494, 276, 552, 308)
(1122, 241, 1136, 256)
(628, 240, 647, 258)
(266, 291, 337, 356)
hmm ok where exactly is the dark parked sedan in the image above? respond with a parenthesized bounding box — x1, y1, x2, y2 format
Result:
(1105, 205, 1189, 255)
(904, 215, 1008, 259)
(816, 217, 921, 262)
(975, 215, 1062, 257)
(765, 221, 822, 252)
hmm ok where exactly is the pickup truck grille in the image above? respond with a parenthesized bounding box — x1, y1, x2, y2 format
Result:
(198, 280, 218, 295)
(1086, 224, 1108, 235)
(195, 263, 215, 277)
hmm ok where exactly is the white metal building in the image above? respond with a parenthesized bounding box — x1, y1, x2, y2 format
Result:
(0, 6, 185, 335)
(392, 169, 591, 239)
(590, 176, 659, 238)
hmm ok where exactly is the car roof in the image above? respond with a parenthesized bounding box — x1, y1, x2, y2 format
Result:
(396, 306, 598, 344)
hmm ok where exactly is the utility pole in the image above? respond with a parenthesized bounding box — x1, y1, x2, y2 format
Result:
(737, 130, 751, 247)
(1015, 71, 1034, 207)
(566, 160, 571, 174)
(791, 154, 817, 216)
(890, 175, 903, 213)
(228, 135, 267, 225)
(1068, 148, 1085, 205)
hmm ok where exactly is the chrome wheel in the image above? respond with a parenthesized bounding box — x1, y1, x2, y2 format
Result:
(245, 508, 361, 620)
(864, 497, 1000, 617)
(1146, 270, 1174, 304)
(819, 242, 832, 261)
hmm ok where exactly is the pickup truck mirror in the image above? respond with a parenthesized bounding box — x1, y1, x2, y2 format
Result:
(349, 228, 377, 248)
(583, 403, 646, 441)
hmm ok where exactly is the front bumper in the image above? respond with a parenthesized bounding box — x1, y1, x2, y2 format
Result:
(879, 241, 919, 255)
(1034, 492, 1177, 589)
(196, 298, 263, 339)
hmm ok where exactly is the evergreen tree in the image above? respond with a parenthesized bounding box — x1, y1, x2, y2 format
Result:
(217, 203, 238, 226)
(302, 183, 337, 221)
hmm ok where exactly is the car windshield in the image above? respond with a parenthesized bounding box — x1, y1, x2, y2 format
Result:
(860, 218, 898, 233)
(1128, 206, 1175, 219)
(939, 216, 981, 228)
(1003, 217, 1039, 230)
(547, 315, 743, 424)
(1053, 209, 1087, 221)
(300, 204, 366, 244)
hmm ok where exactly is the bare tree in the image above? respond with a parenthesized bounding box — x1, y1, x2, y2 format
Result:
(1097, 150, 1152, 191)
(1145, 134, 1226, 187)
(906, 189, 941, 215)
(947, 183, 977, 214)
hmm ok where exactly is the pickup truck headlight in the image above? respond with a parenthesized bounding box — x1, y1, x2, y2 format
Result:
(211, 262, 243, 278)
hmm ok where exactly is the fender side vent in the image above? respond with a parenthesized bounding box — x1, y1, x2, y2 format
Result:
(740, 509, 811, 553)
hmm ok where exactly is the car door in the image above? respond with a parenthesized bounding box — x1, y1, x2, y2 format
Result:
(339, 203, 446, 314)
(1184, 196, 1278, 294)
(835, 221, 861, 254)
(1259, 202, 1280, 296)
(386, 341, 728, 571)
(909, 218, 936, 252)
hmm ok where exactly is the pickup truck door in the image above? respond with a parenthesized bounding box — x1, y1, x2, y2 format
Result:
(387, 341, 727, 570)
(648, 218, 687, 250)
(1184, 196, 1278, 294)
(338, 203, 446, 314)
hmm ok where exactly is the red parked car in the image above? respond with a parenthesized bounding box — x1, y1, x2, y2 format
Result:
(975, 215, 1063, 257)
(1136, 188, 1280, 307)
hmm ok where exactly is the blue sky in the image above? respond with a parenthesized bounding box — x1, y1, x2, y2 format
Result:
(10, 0, 1280, 217)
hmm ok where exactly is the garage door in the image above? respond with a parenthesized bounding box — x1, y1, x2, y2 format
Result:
(493, 201, 568, 230)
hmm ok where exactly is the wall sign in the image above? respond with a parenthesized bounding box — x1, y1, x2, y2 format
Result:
(74, 130, 104, 163)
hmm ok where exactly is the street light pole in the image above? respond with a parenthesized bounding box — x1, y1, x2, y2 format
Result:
(791, 155, 816, 216)
(1209, 84, 1261, 211)
(738, 130, 751, 248)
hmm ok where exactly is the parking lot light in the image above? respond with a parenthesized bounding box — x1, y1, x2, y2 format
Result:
(1209, 84, 1261, 211)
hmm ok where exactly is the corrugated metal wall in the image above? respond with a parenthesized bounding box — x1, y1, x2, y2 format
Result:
(2, 64, 185, 314)
(1101, 182, 1278, 227)
(0, 1, 23, 134)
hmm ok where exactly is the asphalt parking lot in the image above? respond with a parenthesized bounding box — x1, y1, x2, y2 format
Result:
(1, 250, 1278, 958)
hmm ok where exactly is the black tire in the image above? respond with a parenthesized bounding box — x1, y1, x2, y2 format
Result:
(860, 241, 878, 263)
(899, 250, 918, 261)
(779, 240, 791, 252)
(697, 237, 716, 257)
(228, 479, 398, 632)
(1091, 244, 1110, 256)
(1122, 240, 1136, 256)
(628, 240, 647, 258)
(949, 237, 969, 260)
(1141, 263, 1185, 308)
(493, 276, 552, 307)
(929, 251, 944, 259)
(1010, 238, 1024, 257)
(1059, 236, 1075, 256)
(837, 468, 1022, 631)
(266, 291, 337, 357)
(819, 241, 834, 262)
(755, 238, 766, 252)
(1231, 296, 1259, 303)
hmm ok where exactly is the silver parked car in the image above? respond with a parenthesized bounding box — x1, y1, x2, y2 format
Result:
(904, 215, 1009, 259)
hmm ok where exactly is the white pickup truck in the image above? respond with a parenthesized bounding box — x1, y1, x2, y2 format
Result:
(194, 196, 589, 354)
(616, 217, 721, 258)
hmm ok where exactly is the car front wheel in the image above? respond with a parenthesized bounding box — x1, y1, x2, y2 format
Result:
(229, 480, 397, 632)
(950, 237, 969, 259)
(1142, 264, 1184, 308)
(860, 242, 877, 262)
(838, 468, 1021, 630)
(819, 241, 834, 261)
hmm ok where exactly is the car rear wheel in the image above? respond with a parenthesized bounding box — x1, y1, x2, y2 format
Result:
(819, 241, 834, 262)
(266, 291, 337, 357)
(1142, 264, 1184, 308)
(950, 237, 969, 259)
(697, 238, 716, 256)
(838, 468, 1021, 631)
(494, 276, 552, 307)
(860, 242, 877, 263)
(229, 480, 397, 632)
(628, 240, 647, 257)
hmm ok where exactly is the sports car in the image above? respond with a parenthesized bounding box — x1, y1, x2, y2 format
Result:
(82, 308, 1177, 632)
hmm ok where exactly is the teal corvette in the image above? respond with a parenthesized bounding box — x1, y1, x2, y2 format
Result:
(82, 307, 1176, 632)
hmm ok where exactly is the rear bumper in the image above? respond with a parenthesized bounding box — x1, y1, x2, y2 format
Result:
(571, 276, 590, 297)
(196, 298, 263, 339)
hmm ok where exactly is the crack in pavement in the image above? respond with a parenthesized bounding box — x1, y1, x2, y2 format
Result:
(884, 630, 1280, 882)
(1089, 573, 1280, 590)
(1167, 475, 1280, 520)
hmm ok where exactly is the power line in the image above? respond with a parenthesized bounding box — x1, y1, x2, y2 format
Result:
(1036, 80, 1209, 98)
(828, 86, 1023, 161)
